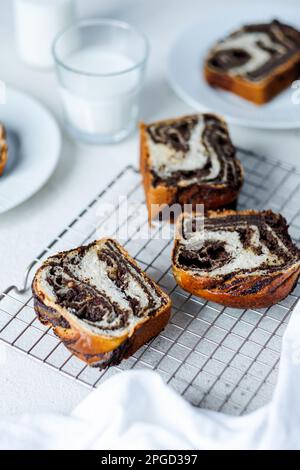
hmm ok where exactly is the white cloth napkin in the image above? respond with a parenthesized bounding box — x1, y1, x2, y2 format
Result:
(1, 301, 300, 450)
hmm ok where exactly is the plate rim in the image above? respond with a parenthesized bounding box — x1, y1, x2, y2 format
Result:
(0, 85, 62, 213)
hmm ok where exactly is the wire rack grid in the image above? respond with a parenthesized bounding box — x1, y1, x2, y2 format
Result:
(1, 148, 300, 416)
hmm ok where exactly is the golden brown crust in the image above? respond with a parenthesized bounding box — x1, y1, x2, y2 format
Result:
(32, 238, 171, 368)
(140, 117, 243, 221)
(172, 210, 300, 309)
(204, 52, 300, 105)
(172, 261, 300, 309)
(0, 124, 8, 176)
(34, 298, 171, 366)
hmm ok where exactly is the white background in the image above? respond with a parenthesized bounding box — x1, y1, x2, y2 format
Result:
(0, 0, 300, 416)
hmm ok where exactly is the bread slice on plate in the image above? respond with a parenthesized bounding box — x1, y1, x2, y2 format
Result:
(172, 210, 300, 308)
(32, 238, 171, 368)
(140, 113, 243, 221)
(0, 123, 8, 176)
(204, 20, 300, 105)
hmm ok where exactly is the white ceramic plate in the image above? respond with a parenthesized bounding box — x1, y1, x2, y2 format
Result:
(167, 3, 300, 129)
(0, 86, 61, 213)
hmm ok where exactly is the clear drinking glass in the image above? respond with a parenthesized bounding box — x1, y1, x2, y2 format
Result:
(53, 19, 149, 144)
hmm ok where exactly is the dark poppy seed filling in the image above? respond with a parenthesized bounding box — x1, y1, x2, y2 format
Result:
(178, 241, 231, 271)
(174, 211, 300, 281)
(43, 239, 167, 333)
(206, 20, 300, 82)
(148, 116, 198, 153)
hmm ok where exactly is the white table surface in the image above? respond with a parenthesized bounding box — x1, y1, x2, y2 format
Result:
(0, 0, 300, 416)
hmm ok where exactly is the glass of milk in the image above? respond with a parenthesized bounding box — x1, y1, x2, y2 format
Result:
(53, 19, 149, 144)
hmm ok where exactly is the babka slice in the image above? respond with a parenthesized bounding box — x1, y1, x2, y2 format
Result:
(0, 124, 8, 176)
(32, 238, 171, 368)
(172, 210, 300, 308)
(204, 20, 300, 104)
(140, 113, 243, 220)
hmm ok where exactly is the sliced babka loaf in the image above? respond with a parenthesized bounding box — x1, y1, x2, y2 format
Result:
(32, 238, 171, 368)
(140, 113, 243, 220)
(172, 210, 300, 308)
(0, 124, 8, 176)
(205, 20, 300, 104)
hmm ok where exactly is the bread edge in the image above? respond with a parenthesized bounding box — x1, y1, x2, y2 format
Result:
(0, 124, 8, 176)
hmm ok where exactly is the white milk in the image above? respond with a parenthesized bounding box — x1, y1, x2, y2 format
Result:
(59, 47, 141, 136)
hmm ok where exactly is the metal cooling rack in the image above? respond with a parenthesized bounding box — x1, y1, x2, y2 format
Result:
(1, 148, 300, 416)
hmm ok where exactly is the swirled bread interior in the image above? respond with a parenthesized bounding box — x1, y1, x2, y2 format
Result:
(206, 20, 300, 82)
(37, 239, 169, 337)
(146, 114, 242, 190)
(174, 210, 300, 279)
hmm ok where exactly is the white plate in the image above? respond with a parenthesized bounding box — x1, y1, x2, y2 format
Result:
(0, 86, 61, 213)
(167, 3, 300, 129)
